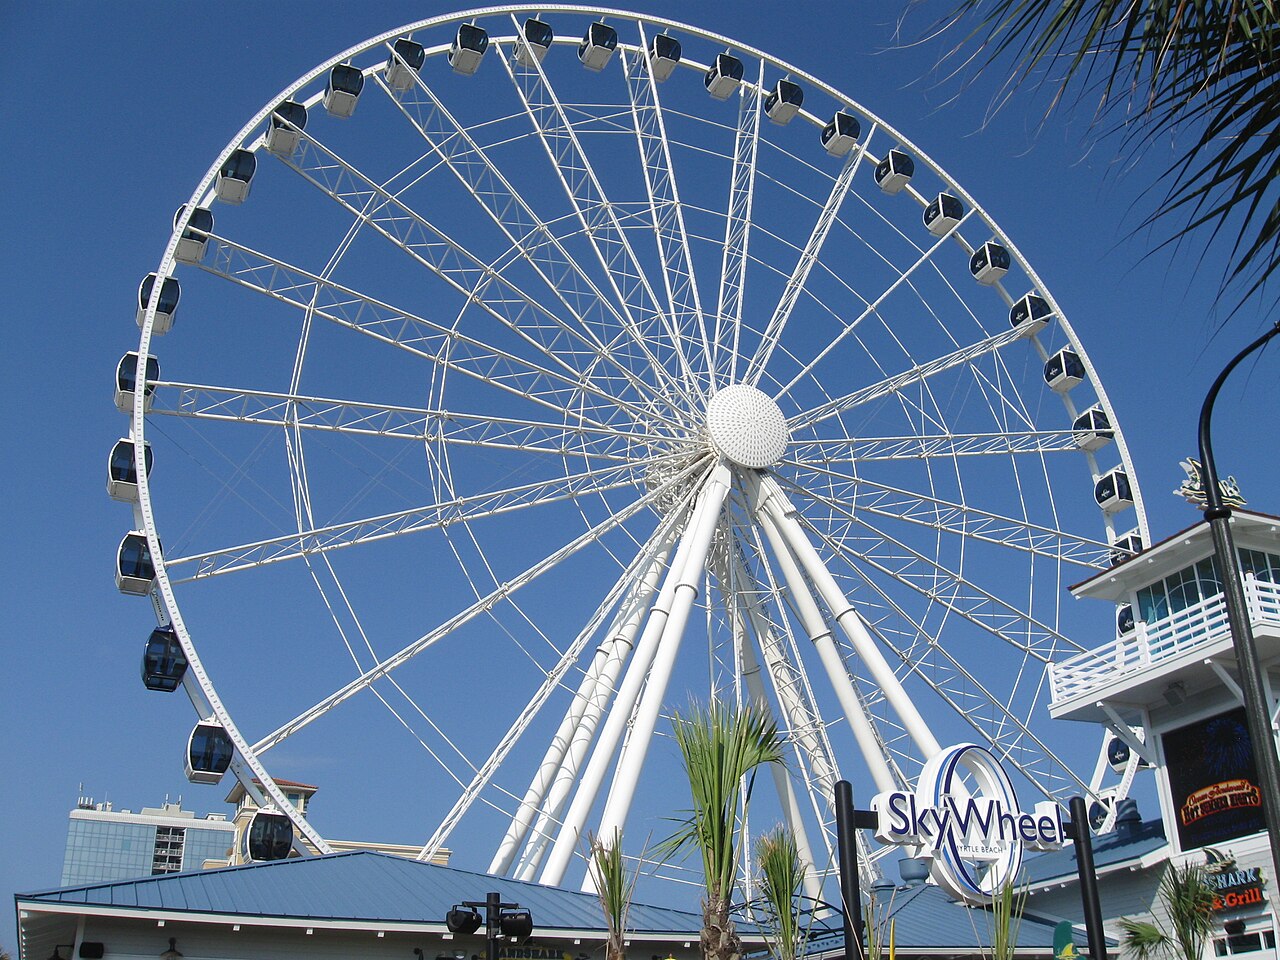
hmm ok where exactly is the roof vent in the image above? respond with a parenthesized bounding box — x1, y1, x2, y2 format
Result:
(899, 857, 930, 885)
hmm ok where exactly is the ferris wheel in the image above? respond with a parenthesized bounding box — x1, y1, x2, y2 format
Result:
(112, 6, 1150, 894)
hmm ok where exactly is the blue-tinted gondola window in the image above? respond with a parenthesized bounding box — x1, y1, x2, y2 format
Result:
(111, 445, 136, 483)
(120, 538, 153, 577)
(190, 728, 233, 771)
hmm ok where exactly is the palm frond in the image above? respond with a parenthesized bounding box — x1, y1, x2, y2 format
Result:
(755, 826, 806, 960)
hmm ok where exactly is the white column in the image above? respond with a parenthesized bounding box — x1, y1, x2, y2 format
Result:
(538, 462, 729, 886)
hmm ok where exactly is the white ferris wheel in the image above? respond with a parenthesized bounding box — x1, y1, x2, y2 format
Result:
(112, 5, 1151, 897)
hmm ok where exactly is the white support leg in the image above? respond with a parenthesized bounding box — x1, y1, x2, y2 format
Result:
(490, 534, 674, 875)
(754, 473, 942, 759)
(539, 462, 730, 886)
(589, 462, 734, 879)
(750, 495, 897, 793)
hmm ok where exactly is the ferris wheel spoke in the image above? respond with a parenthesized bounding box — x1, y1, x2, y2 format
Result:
(790, 428, 1087, 463)
(422, 514, 682, 863)
(148, 381, 665, 463)
(277, 123, 667, 415)
(713, 59, 764, 386)
(376, 50, 691, 415)
(782, 462, 1111, 568)
(250, 459, 704, 758)
(165, 456, 659, 582)
(746, 125, 872, 385)
(497, 22, 703, 402)
(788, 324, 1026, 434)
(198, 233, 664, 431)
(621, 25, 712, 387)
(778, 477, 1083, 660)
(774, 207, 979, 399)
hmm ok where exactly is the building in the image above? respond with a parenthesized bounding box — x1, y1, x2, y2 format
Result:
(61, 797, 236, 886)
(1024, 509, 1280, 957)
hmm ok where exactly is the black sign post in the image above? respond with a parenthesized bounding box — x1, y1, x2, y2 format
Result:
(1067, 797, 1108, 960)
(835, 780, 880, 960)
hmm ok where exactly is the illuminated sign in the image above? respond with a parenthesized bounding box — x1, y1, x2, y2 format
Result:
(1163, 708, 1266, 848)
(871, 743, 1068, 903)
(1205, 849, 1268, 913)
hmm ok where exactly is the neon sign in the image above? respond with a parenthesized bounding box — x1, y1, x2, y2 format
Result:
(871, 743, 1068, 902)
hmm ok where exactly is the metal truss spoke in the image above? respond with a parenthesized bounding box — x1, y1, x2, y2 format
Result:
(497, 20, 702, 401)
(167, 455, 667, 582)
(788, 325, 1026, 435)
(790, 428, 1086, 463)
(378, 50, 690, 415)
(199, 233, 658, 431)
(746, 125, 872, 384)
(277, 119, 670, 424)
(782, 462, 1111, 568)
(149, 381, 666, 463)
(622, 24, 711, 387)
(714, 59, 763, 386)
(251, 458, 705, 756)
(775, 210, 978, 400)
(775, 474, 1082, 661)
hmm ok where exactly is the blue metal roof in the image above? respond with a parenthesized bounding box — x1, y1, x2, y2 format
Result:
(1023, 818, 1168, 885)
(800, 883, 1069, 955)
(18, 851, 707, 934)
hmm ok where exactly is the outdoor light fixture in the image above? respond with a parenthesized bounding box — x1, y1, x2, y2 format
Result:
(159, 938, 182, 960)
(1163, 681, 1187, 706)
(445, 906, 483, 936)
(498, 909, 533, 941)
(444, 894, 534, 960)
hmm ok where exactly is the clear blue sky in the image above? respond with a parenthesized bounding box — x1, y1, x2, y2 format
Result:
(3, 1, 1277, 950)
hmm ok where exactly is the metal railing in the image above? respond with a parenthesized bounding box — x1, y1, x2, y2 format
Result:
(1050, 577, 1280, 705)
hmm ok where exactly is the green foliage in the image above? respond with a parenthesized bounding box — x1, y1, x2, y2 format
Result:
(987, 875, 1028, 960)
(1119, 862, 1215, 960)
(587, 828, 637, 960)
(661, 699, 784, 960)
(938, 0, 1280, 318)
(755, 826, 806, 960)
(865, 885, 898, 960)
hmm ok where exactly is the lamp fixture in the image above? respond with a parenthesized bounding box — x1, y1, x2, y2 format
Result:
(445, 907, 483, 936)
(159, 938, 182, 960)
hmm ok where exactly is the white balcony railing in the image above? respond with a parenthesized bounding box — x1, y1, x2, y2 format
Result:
(1050, 577, 1280, 706)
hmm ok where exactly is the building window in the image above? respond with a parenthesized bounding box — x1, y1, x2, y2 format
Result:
(1136, 557, 1221, 623)
(1212, 929, 1276, 956)
(152, 826, 186, 874)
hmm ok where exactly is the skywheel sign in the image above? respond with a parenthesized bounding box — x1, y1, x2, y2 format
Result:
(871, 743, 1069, 902)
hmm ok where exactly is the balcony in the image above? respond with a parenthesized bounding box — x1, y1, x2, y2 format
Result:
(1049, 576, 1280, 721)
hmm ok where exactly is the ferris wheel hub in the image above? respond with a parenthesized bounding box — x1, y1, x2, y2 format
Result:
(706, 384, 789, 469)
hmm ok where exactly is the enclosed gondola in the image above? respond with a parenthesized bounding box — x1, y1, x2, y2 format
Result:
(172, 205, 213, 264)
(215, 149, 256, 205)
(923, 192, 962, 236)
(578, 22, 617, 71)
(449, 23, 489, 75)
(969, 241, 1010, 285)
(820, 112, 860, 158)
(266, 100, 307, 157)
(1043, 348, 1085, 392)
(1094, 467, 1134, 513)
(764, 79, 803, 125)
(1008, 292, 1052, 337)
(385, 38, 426, 92)
(116, 532, 155, 596)
(325, 64, 365, 118)
(186, 719, 233, 784)
(115, 352, 159, 413)
(647, 33, 680, 81)
(243, 807, 294, 861)
(515, 18, 553, 67)
(137, 273, 180, 335)
(1073, 405, 1113, 452)
(1107, 738, 1151, 773)
(141, 626, 187, 692)
(704, 52, 743, 100)
(873, 150, 915, 193)
(107, 438, 152, 502)
(1109, 529, 1144, 566)
(1117, 603, 1135, 634)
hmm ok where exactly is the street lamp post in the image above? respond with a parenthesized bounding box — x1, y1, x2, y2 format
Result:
(1195, 319, 1280, 888)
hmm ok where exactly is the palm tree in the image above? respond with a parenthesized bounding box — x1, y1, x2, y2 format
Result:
(587, 828, 637, 960)
(1119, 862, 1215, 960)
(661, 700, 785, 960)
(755, 826, 806, 960)
(937, 0, 1280, 318)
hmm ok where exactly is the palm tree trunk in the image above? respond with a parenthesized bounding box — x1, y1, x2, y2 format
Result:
(703, 891, 743, 960)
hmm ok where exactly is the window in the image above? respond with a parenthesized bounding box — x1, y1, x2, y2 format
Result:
(1212, 928, 1275, 956)
(1136, 557, 1221, 623)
